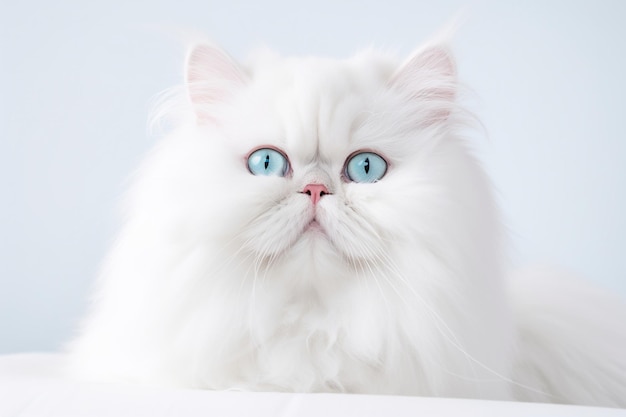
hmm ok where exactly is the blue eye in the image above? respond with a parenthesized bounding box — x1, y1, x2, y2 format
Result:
(345, 152, 387, 183)
(247, 148, 289, 177)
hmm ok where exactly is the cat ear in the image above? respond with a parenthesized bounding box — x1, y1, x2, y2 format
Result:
(390, 44, 457, 125)
(185, 43, 247, 124)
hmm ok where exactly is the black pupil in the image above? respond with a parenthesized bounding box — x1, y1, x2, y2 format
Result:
(264, 154, 270, 170)
(364, 157, 370, 174)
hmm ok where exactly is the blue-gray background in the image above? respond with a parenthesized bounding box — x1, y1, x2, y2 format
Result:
(1, 0, 625, 353)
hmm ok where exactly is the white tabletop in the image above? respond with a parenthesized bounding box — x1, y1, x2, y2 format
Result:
(1, 353, 624, 417)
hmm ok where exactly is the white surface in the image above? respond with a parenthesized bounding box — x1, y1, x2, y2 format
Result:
(0, 354, 624, 417)
(1, 1, 625, 354)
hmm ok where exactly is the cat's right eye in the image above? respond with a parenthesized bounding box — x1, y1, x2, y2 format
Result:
(247, 148, 290, 177)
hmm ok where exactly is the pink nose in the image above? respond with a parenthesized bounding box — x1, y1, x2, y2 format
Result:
(301, 183, 329, 205)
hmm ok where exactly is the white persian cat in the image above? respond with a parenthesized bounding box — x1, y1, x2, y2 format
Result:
(68, 37, 626, 407)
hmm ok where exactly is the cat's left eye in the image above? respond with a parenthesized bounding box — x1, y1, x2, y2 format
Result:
(345, 151, 387, 183)
(247, 148, 290, 177)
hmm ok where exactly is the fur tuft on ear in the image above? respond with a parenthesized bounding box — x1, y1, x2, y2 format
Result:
(185, 43, 247, 124)
(390, 44, 457, 125)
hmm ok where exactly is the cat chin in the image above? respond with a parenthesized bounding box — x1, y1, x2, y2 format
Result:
(241, 201, 346, 266)
(277, 222, 336, 264)
(265, 217, 376, 274)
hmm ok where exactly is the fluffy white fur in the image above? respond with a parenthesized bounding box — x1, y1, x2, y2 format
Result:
(68, 39, 626, 407)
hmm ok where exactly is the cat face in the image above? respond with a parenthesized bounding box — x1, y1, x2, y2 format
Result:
(145, 43, 488, 282)
(221, 68, 393, 263)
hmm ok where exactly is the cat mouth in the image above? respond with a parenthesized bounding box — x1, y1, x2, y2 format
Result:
(303, 218, 326, 235)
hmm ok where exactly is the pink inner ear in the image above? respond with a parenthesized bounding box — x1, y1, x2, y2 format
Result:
(392, 46, 456, 94)
(186, 44, 246, 123)
(391, 45, 457, 125)
(414, 47, 455, 78)
(187, 45, 245, 85)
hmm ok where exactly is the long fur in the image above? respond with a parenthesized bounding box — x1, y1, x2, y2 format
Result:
(68, 40, 626, 407)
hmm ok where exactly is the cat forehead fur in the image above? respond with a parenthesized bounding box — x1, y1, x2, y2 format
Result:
(220, 49, 405, 164)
